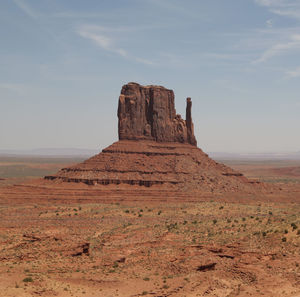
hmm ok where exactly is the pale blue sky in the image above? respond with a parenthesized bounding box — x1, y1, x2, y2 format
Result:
(0, 0, 299, 153)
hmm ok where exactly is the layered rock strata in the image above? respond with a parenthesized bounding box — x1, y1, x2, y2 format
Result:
(45, 140, 262, 193)
(45, 82, 265, 193)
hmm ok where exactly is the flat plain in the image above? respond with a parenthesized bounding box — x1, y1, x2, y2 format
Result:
(0, 156, 300, 297)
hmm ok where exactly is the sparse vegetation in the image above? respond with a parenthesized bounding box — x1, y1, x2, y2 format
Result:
(1, 156, 300, 296)
(23, 277, 33, 283)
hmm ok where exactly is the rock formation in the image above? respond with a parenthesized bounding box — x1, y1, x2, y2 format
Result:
(45, 82, 266, 194)
(118, 83, 197, 145)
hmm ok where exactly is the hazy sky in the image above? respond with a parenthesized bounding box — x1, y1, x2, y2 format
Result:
(1, 0, 299, 153)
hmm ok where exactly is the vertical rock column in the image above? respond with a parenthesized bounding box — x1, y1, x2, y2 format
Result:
(186, 98, 197, 146)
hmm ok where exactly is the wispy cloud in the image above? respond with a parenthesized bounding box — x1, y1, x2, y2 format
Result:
(255, 0, 300, 8)
(254, 33, 300, 63)
(255, 0, 300, 19)
(286, 66, 300, 77)
(12, 0, 39, 19)
(135, 57, 155, 66)
(77, 25, 155, 65)
(271, 9, 300, 19)
(0, 83, 30, 95)
(78, 28, 127, 57)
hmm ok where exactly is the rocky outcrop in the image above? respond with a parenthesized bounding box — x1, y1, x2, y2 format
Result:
(118, 82, 197, 146)
(45, 140, 267, 193)
(44, 82, 269, 194)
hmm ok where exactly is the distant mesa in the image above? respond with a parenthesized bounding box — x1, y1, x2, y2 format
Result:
(45, 82, 267, 193)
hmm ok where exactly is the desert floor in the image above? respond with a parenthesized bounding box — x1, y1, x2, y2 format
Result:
(0, 156, 299, 297)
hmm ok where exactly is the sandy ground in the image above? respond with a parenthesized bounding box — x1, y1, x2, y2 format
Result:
(0, 158, 300, 297)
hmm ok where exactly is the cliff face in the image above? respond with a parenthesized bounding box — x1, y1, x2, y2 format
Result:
(118, 82, 197, 146)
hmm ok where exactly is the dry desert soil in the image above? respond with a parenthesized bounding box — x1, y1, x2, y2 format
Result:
(0, 156, 300, 297)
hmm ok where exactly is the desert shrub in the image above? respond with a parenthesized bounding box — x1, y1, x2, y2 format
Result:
(284, 229, 288, 234)
(291, 223, 298, 230)
(23, 277, 33, 283)
(282, 237, 287, 242)
(143, 277, 150, 281)
(213, 219, 217, 224)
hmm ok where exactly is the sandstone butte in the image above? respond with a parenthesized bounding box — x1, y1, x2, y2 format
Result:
(45, 82, 270, 194)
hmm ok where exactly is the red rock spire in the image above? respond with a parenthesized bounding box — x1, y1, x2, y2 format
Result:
(186, 97, 197, 146)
